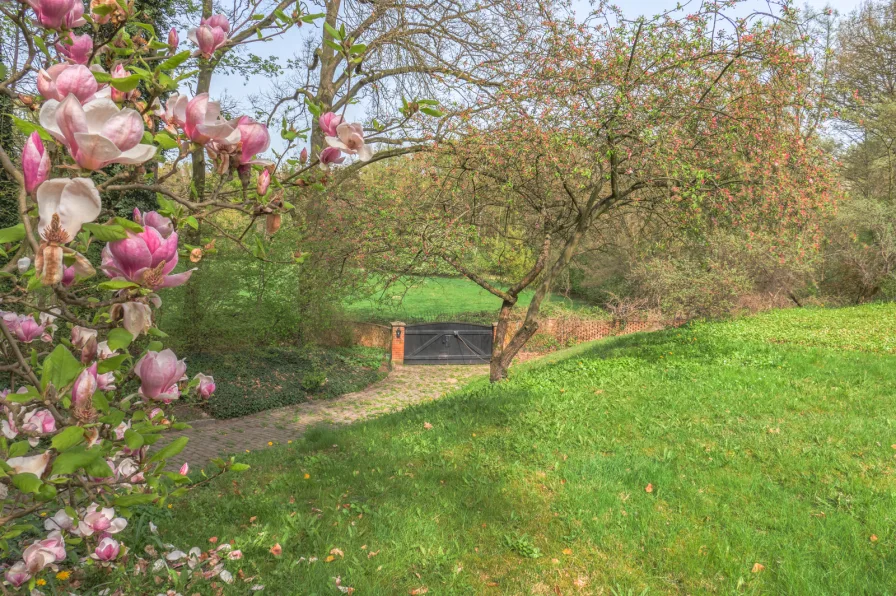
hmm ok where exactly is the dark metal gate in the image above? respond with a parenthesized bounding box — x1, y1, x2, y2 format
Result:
(404, 323, 493, 365)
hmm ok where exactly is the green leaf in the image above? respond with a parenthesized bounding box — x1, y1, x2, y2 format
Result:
(323, 39, 343, 53)
(149, 436, 188, 463)
(8, 115, 52, 142)
(114, 217, 144, 233)
(420, 107, 444, 118)
(82, 223, 130, 242)
(12, 473, 42, 494)
(301, 13, 326, 23)
(184, 216, 199, 230)
(157, 50, 191, 72)
(51, 446, 101, 475)
(230, 463, 251, 472)
(109, 74, 143, 93)
(5, 386, 39, 404)
(114, 493, 157, 507)
(33, 36, 48, 57)
(51, 427, 85, 452)
(41, 345, 81, 391)
(153, 132, 179, 150)
(349, 43, 367, 54)
(97, 280, 139, 291)
(97, 354, 129, 374)
(323, 22, 342, 41)
(0, 224, 25, 244)
(84, 458, 113, 478)
(146, 341, 164, 352)
(147, 327, 168, 338)
(107, 328, 133, 351)
(8, 441, 30, 458)
(92, 71, 113, 84)
(92, 391, 109, 413)
(123, 429, 144, 450)
(37, 483, 57, 501)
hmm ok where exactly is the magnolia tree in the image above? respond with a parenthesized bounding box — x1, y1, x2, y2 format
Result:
(0, 0, 377, 590)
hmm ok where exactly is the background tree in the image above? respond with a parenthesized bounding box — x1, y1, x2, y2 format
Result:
(356, 2, 840, 381)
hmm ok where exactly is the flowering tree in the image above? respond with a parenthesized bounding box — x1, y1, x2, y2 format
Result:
(0, 0, 379, 590)
(351, 2, 841, 381)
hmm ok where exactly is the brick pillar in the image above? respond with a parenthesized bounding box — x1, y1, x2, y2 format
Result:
(390, 322, 406, 366)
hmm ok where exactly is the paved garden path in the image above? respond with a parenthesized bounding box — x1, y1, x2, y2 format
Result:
(162, 365, 488, 470)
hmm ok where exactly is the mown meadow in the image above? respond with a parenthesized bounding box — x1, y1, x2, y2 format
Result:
(102, 304, 896, 594)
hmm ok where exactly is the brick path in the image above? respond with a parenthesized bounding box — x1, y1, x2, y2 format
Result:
(159, 365, 488, 470)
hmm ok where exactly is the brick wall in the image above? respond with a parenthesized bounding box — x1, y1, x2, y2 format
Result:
(390, 322, 406, 366)
(350, 322, 392, 350)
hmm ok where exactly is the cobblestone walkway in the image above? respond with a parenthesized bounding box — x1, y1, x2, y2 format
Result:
(161, 365, 487, 470)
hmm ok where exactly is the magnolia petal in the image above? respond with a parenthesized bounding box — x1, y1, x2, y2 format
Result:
(101, 109, 144, 151)
(82, 98, 122, 134)
(57, 178, 102, 238)
(116, 143, 157, 164)
(57, 94, 88, 152)
(72, 133, 121, 170)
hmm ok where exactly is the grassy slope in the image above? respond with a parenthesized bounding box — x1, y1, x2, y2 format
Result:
(345, 275, 586, 322)
(147, 305, 896, 594)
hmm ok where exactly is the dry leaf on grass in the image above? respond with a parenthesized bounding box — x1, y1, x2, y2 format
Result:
(409, 588, 429, 595)
(269, 544, 282, 556)
(752, 563, 765, 573)
(645, 483, 654, 493)
(423, 422, 433, 430)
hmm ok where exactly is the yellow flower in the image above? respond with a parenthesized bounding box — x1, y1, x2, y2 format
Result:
(245, 450, 250, 453)
(56, 571, 71, 581)
(303, 473, 310, 479)
(36, 579, 47, 586)
(268, 441, 273, 446)
(288, 440, 293, 444)
(39, 512, 47, 517)
(167, 504, 173, 509)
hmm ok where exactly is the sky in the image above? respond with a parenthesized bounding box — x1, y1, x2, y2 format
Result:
(211, 0, 865, 153)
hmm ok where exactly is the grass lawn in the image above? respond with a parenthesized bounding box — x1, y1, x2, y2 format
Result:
(345, 275, 588, 323)
(133, 304, 896, 594)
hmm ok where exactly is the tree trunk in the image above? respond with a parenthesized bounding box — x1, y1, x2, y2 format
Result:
(488, 219, 589, 382)
(181, 0, 214, 352)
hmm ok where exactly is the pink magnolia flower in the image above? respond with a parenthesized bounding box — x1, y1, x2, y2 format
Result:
(91, 537, 121, 561)
(17, 257, 31, 273)
(300, 147, 308, 163)
(179, 462, 189, 475)
(133, 208, 174, 238)
(188, 14, 229, 58)
(319, 112, 343, 137)
(135, 349, 186, 401)
(97, 340, 117, 360)
(256, 169, 271, 196)
(319, 146, 345, 168)
(37, 63, 99, 103)
(61, 264, 77, 286)
(77, 504, 127, 536)
(101, 219, 193, 290)
(184, 93, 240, 145)
(40, 96, 156, 170)
(162, 92, 188, 130)
(110, 301, 153, 337)
(194, 373, 216, 399)
(2, 410, 18, 440)
(23, 132, 50, 195)
(237, 117, 271, 166)
(72, 362, 98, 406)
(325, 122, 372, 161)
(24, 532, 66, 570)
(6, 451, 51, 476)
(27, 0, 86, 30)
(110, 63, 136, 103)
(36, 177, 101, 242)
(56, 32, 93, 64)
(71, 325, 97, 349)
(22, 409, 56, 434)
(1, 312, 47, 343)
(97, 371, 116, 391)
(44, 509, 75, 532)
(168, 27, 179, 50)
(4, 562, 30, 587)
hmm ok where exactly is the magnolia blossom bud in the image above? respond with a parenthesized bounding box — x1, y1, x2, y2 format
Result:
(72, 363, 98, 406)
(23, 132, 50, 195)
(265, 213, 281, 235)
(179, 462, 189, 475)
(257, 169, 271, 196)
(167, 27, 179, 50)
(194, 373, 215, 399)
(300, 147, 308, 163)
